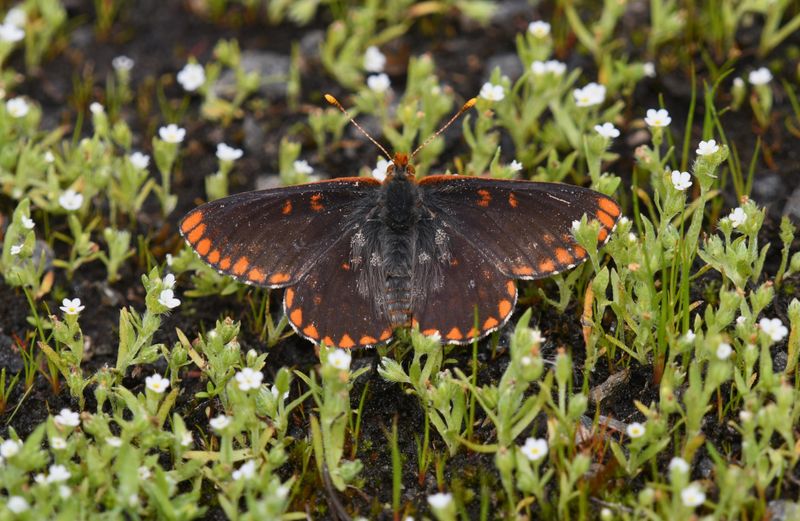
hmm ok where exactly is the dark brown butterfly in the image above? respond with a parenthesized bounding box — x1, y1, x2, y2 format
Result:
(180, 99, 621, 349)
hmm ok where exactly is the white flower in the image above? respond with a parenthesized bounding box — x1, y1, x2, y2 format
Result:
(60, 298, 85, 315)
(288, 160, 314, 177)
(89, 102, 104, 115)
(716, 342, 732, 360)
(680, 483, 706, 507)
(145, 374, 170, 394)
(50, 437, 67, 450)
(33, 473, 47, 485)
(733, 77, 744, 89)
(728, 207, 746, 228)
(696, 139, 719, 156)
(129, 151, 150, 170)
(372, 158, 390, 182)
(0, 22, 24, 42)
(670, 170, 692, 191)
(165, 253, 174, 266)
(759, 317, 788, 342)
(594, 122, 620, 139)
(59, 189, 84, 211)
(138, 465, 151, 480)
(644, 108, 671, 128)
(363, 46, 386, 72)
(7, 496, 29, 514)
(736, 315, 746, 325)
(162, 273, 175, 289)
(748, 67, 772, 86)
(216, 143, 243, 162)
(232, 460, 257, 481)
(22, 216, 34, 229)
(177, 62, 206, 92)
(112, 55, 134, 72)
(0, 439, 22, 458)
(58, 485, 70, 499)
(626, 422, 645, 438)
(210, 414, 231, 432)
(270, 384, 289, 401)
(739, 410, 753, 423)
(158, 289, 181, 309)
(520, 356, 532, 366)
(4, 7, 27, 28)
(668, 457, 689, 474)
(10, 244, 22, 255)
(47, 464, 71, 483)
(54, 408, 80, 427)
(367, 73, 391, 93)
(235, 368, 263, 391)
(520, 437, 548, 462)
(684, 330, 696, 342)
(510, 160, 523, 172)
(44, 150, 55, 163)
(427, 492, 453, 509)
(159, 124, 186, 144)
(531, 329, 545, 344)
(328, 349, 352, 370)
(531, 60, 566, 76)
(106, 436, 122, 447)
(571, 220, 581, 232)
(181, 431, 193, 447)
(600, 508, 613, 520)
(480, 82, 505, 101)
(6, 97, 29, 118)
(643, 62, 656, 78)
(527, 21, 551, 38)
(573, 82, 606, 107)
(276, 484, 290, 498)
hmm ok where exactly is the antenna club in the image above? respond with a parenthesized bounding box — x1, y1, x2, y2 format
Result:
(324, 93, 338, 105)
(463, 97, 477, 110)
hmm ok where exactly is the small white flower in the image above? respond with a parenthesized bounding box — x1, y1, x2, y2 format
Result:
(363, 46, 386, 72)
(716, 342, 732, 360)
(138, 465, 151, 480)
(531, 329, 545, 344)
(573, 82, 606, 107)
(54, 408, 80, 427)
(696, 139, 719, 156)
(739, 410, 753, 423)
(480, 82, 505, 101)
(44, 150, 55, 163)
(60, 298, 85, 316)
(733, 77, 744, 88)
(47, 464, 71, 483)
(50, 437, 67, 450)
(158, 289, 181, 309)
(210, 414, 231, 432)
(270, 384, 289, 401)
(276, 484, 290, 498)
(427, 492, 453, 509)
(10, 244, 22, 255)
(520, 356, 532, 366)
(736, 315, 746, 325)
(234, 367, 263, 391)
(571, 220, 581, 232)
(232, 460, 257, 481)
(728, 207, 747, 228)
(759, 317, 788, 342)
(59, 189, 84, 211)
(181, 431, 193, 447)
(162, 273, 176, 289)
(626, 422, 645, 438)
(684, 330, 696, 342)
(145, 374, 170, 394)
(528, 21, 551, 38)
(628, 232, 637, 242)
(89, 102, 104, 115)
(643, 62, 656, 78)
(177, 62, 206, 92)
(165, 253, 174, 266)
(600, 508, 613, 520)
(367, 73, 391, 93)
(34, 473, 47, 485)
(520, 437, 548, 462)
(328, 349, 352, 370)
(7, 496, 29, 514)
(4, 7, 27, 28)
(6, 97, 29, 118)
(0, 439, 22, 458)
(668, 457, 689, 474)
(680, 483, 706, 507)
(216, 143, 243, 162)
(372, 158, 390, 181)
(112, 55, 134, 72)
(644, 108, 671, 128)
(594, 122, 620, 139)
(748, 67, 772, 86)
(531, 60, 566, 76)
(158, 124, 186, 144)
(22, 216, 34, 229)
(106, 436, 123, 448)
(509, 160, 523, 172)
(293, 159, 313, 175)
(671, 170, 692, 191)
(129, 151, 150, 170)
(0, 22, 24, 43)
(58, 485, 70, 499)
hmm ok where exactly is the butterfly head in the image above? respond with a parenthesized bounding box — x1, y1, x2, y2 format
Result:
(385, 152, 416, 182)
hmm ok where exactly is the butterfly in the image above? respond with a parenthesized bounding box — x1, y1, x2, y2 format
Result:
(180, 98, 621, 349)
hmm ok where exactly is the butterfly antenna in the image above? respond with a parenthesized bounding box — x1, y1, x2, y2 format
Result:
(411, 97, 477, 159)
(324, 93, 392, 161)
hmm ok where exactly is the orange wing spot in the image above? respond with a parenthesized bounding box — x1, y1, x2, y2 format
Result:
(498, 299, 513, 317)
(467, 327, 480, 338)
(339, 334, 356, 349)
(598, 197, 620, 217)
(282, 200, 293, 215)
(483, 316, 499, 330)
(269, 272, 291, 284)
(573, 245, 587, 258)
(285, 288, 295, 308)
(180, 212, 203, 233)
(289, 308, 303, 326)
(555, 248, 573, 264)
(187, 223, 206, 244)
(422, 328, 439, 337)
(233, 257, 249, 276)
(310, 193, 324, 212)
(303, 324, 319, 339)
(446, 327, 464, 341)
(539, 258, 556, 272)
(322, 336, 334, 346)
(506, 281, 516, 296)
(379, 329, 392, 341)
(196, 238, 211, 256)
(220, 257, 231, 270)
(597, 227, 609, 242)
(542, 233, 555, 245)
(596, 210, 616, 229)
(248, 268, 266, 283)
(512, 265, 534, 276)
(508, 192, 518, 208)
(359, 335, 377, 345)
(341, 262, 351, 271)
(208, 250, 221, 264)
(477, 189, 492, 207)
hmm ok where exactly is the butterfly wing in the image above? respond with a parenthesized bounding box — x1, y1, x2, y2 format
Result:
(179, 177, 381, 287)
(418, 176, 621, 280)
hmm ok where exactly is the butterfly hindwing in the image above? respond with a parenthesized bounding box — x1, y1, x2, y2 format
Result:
(179, 177, 381, 287)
